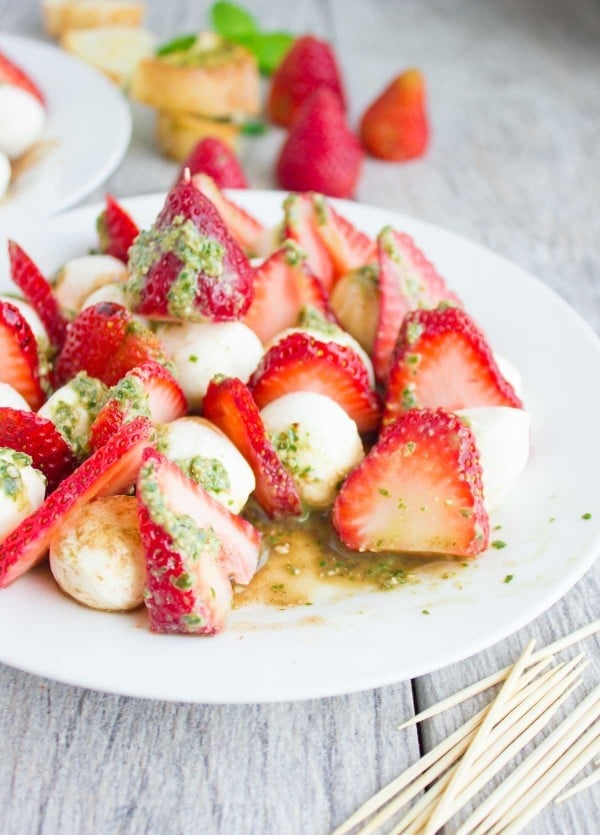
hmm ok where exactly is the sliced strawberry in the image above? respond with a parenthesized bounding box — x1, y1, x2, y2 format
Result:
(384, 306, 523, 425)
(0, 50, 45, 105)
(203, 377, 302, 518)
(91, 361, 187, 449)
(191, 173, 265, 255)
(250, 332, 381, 434)
(108, 326, 168, 387)
(8, 241, 68, 351)
(0, 300, 46, 410)
(333, 408, 489, 557)
(0, 417, 155, 587)
(96, 195, 140, 263)
(126, 177, 253, 322)
(373, 226, 462, 382)
(312, 195, 376, 277)
(283, 193, 334, 291)
(0, 408, 76, 491)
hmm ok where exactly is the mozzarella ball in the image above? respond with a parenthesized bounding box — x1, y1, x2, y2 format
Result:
(0, 295, 47, 341)
(156, 321, 263, 411)
(157, 416, 255, 513)
(0, 151, 11, 200)
(494, 353, 523, 398)
(0, 85, 45, 160)
(38, 372, 108, 457)
(0, 382, 31, 411)
(81, 281, 128, 310)
(0, 448, 46, 543)
(456, 407, 530, 512)
(53, 254, 127, 314)
(49, 495, 145, 611)
(329, 265, 379, 355)
(261, 392, 364, 509)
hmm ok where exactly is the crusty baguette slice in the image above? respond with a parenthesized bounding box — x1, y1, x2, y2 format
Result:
(156, 111, 240, 162)
(61, 26, 155, 86)
(42, 0, 144, 38)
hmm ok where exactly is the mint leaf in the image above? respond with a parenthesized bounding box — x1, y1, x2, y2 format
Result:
(237, 32, 294, 75)
(211, 2, 258, 40)
(156, 33, 197, 56)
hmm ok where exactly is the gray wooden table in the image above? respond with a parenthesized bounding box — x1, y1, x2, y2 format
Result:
(1, 1, 600, 833)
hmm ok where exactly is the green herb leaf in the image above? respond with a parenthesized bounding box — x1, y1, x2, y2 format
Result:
(156, 33, 197, 57)
(240, 119, 268, 136)
(237, 32, 295, 75)
(211, 1, 258, 40)
(491, 540, 507, 550)
(503, 574, 514, 584)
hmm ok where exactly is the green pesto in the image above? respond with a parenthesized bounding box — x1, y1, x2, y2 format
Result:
(504, 574, 515, 583)
(174, 455, 231, 495)
(491, 540, 507, 549)
(0, 448, 36, 512)
(96, 210, 110, 252)
(350, 263, 379, 288)
(110, 375, 151, 419)
(281, 238, 306, 266)
(71, 372, 109, 416)
(406, 321, 424, 345)
(582, 512, 592, 520)
(298, 306, 339, 337)
(159, 36, 241, 67)
(49, 373, 108, 457)
(270, 424, 315, 480)
(312, 194, 328, 226)
(401, 383, 418, 410)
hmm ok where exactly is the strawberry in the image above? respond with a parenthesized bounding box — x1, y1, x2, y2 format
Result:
(96, 195, 140, 263)
(0, 50, 45, 105)
(0, 417, 155, 588)
(383, 307, 523, 425)
(0, 300, 46, 410)
(250, 332, 381, 434)
(373, 226, 462, 382)
(360, 69, 429, 161)
(283, 193, 334, 290)
(0, 408, 76, 491)
(108, 326, 168, 388)
(311, 194, 376, 278)
(90, 361, 187, 449)
(8, 241, 68, 351)
(203, 377, 302, 518)
(267, 35, 345, 128)
(179, 138, 247, 189)
(333, 408, 489, 557)
(276, 88, 363, 200)
(192, 173, 265, 255)
(126, 177, 253, 322)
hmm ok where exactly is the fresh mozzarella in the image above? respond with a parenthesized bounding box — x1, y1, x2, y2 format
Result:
(0, 151, 11, 200)
(0, 295, 47, 341)
(494, 353, 523, 398)
(0, 447, 46, 542)
(156, 321, 263, 411)
(81, 281, 128, 310)
(38, 372, 108, 458)
(53, 254, 127, 313)
(456, 406, 530, 512)
(261, 392, 364, 509)
(0, 382, 31, 411)
(0, 85, 45, 160)
(49, 495, 145, 612)
(157, 416, 255, 513)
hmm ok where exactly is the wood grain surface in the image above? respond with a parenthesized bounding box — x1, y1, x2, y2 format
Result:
(0, 1, 599, 833)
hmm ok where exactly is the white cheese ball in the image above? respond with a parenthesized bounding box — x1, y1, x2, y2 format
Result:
(38, 373, 107, 458)
(80, 281, 128, 310)
(156, 321, 263, 411)
(157, 416, 255, 513)
(0, 382, 31, 411)
(0, 295, 47, 341)
(49, 495, 145, 612)
(0, 85, 45, 160)
(0, 448, 46, 542)
(53, 254, 127, 314)
(0, 151, 11, 200)
(456, 407, 530, 512)
(261, 392, 364, 509)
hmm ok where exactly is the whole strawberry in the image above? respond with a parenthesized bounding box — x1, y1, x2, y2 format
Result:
(268, 35, 345, 128)
(178, 138, 247, 189)
(276, 88, 363, 199)
(360, 69, 429, 161)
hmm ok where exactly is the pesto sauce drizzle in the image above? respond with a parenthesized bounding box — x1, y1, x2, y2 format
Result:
(174, 456, 231, 495)
(0, 448, 37, 512)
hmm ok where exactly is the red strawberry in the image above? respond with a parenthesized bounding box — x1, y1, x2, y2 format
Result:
(8, 241, 68, 351)
(0, 417, 155, 588)
(96, 195, 140, 263)
(283, 193, 334, 290)
(360, 69, 429, 161)
(180, 138, 247, 189)
(268, 35, 345, 128)
(192, 173, 265, 255)
(127, 177, 253, 322)
(373, 226, 462, 382)
(311, 194, 376, 278)
(0, 300, 46, 410)
(0, 50, 45, 105)
(91, 361, 187, 449)
(383, 307, 523, 425)
(0, 408, 76, 491)
(250, 332, 381, 434)
(108, 327, 168, 388)
(203, 377, 302, 518)
(333, 409, 489, 557)
(276, 89, 363, 200)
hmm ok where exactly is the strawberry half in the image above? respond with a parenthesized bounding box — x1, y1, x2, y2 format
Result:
(0, 300, 46, 410)
(311, 194, 376, 279)
(126, 177, 253, 322)
(249, 332, 381, 434)
(8, 241, 68, 351)
(283, 193, 334, 290)
(91, 361, 187, 449)
(192, 173, 265, 255)
(180, 138, 247, 188)
(96, 195, 140, 263)
(373, 226, 462, 382)
(203, 377, 302, 518)
(0, 408, 76, 492)
(0, 50, 45, 105)
(384, 307, 523, 425)
(333, 408, 489, 557)
(0, 417, 155, 588)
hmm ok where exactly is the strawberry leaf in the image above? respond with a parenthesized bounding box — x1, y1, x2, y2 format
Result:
(210, 2, 258, 39)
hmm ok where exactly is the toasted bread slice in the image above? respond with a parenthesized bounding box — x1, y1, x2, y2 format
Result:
(156, 111, 240, 162)
(43, 0, 144, 38)
(61, 26, 155, 86)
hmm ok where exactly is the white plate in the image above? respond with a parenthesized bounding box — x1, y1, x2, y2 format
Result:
(0, 33, 131, 229)
(0, 191, 599, 704)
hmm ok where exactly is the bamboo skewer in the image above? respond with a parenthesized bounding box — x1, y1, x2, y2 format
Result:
(555, 765, 600, 804)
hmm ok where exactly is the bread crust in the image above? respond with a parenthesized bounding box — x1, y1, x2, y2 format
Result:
(43, 1, 144, 38)
(155, 111, 240, 161)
